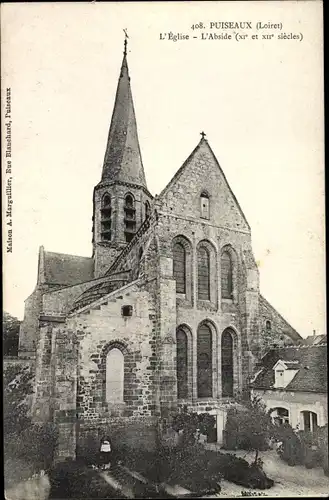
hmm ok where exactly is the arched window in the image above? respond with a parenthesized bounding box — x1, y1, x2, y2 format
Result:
(197, 324, 212, 398)
(106, 348, 124, 403)
(124, 193, 136, 243)
(221, 329, 234, 397)
(101, 193, 112, 241)
(265, 320, 272, 332)
(173, 242, 186, 294)
(197, 247, 210, 300)
(176, 329, 188, 399)
(144, 201, 151, 220)
(200, 192, 210, 219)
(270, 407, 289, 426)
(125, 194, 134, 208)
(221, 251, 233, 299)
(102, 194, 111, 208)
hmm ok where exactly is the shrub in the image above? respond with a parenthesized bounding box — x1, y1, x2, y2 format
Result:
(159, 445, 222, 494)
(3, 364, 33, 436)
(223, 395, 273, 463)
(3, 311, 20, 356)
(276, 424, 328, 470)
(4, 364, 58, 474)
(314, 424, 329, 475)
(48, 459, 125, 499)
(297, 430, 322, 469)
(113, 444, 274, 494)
(275, 423, 303, 466)
(212, 452, 273, 490)
(171, 407, 215, 447)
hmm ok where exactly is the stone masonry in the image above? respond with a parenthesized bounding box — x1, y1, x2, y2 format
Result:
(18, 43, 304, 460)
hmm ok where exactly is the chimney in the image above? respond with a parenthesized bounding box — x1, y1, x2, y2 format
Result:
(313, 330, 316, 337)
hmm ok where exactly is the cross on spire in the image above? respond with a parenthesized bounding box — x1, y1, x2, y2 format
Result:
(123, 29, 129, 56)
(200, 131, 206, 139)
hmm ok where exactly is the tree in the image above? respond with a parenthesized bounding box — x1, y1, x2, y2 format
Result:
(3, 363, 33, 436)
(3, 311, 21, 356)
(226, 395, 274, 464)
(4, 363, 58, 471)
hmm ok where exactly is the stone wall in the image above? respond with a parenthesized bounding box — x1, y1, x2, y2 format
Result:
(67, 282, 158, 422)
(19, 288, 43, 357)
(259, 295, 303, 355)
(153, 139, 262, 399)
(158, 139, 250, 233)
(253, 388, 328, 429)
(76, 416, 158, 458)
(93, 181, 153, 278)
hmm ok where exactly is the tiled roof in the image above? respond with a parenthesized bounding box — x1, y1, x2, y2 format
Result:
(70, 276, 129, 312)
(44, 251, 94, 286)
(304, 334, 327, 346)
(283, 360, 300, 370)
(251, 345, 327, 393)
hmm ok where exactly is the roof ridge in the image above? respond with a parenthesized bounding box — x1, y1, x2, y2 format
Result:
(158, 139, 204, 199)
(259, 294, 302, 341)
(44, 250, 92, 260)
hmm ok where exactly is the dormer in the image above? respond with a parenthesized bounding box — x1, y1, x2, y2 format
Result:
(273, 359, 299, 389)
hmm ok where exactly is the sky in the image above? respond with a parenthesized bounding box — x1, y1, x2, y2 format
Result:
(2, 2, 325, 338)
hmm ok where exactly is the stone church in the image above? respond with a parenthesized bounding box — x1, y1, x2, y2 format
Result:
(18, 42, 302, 459)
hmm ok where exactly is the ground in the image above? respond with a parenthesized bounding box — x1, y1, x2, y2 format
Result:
(205, 448, 329, 497)
(5, 448, 329, 499)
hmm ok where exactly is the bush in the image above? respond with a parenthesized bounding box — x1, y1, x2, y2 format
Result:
(5, 423, 58, 471)
(276, 424, 328, 470)
(218, 452, 273, 490)
(314, 424, 329, 475)
(48, 459, 125, 499)
(171, 407, 216, 447)
(3, 311, 20, 356)
(3, 364, 33, 436)
(4, 364, 58, 474)
(121, 445, 274, 493)
(223, 396, 273, 462)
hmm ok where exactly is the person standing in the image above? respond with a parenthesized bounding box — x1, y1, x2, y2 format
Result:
(99, 436, 112, 470)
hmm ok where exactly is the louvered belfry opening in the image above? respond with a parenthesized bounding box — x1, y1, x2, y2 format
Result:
(101, 193, 112, 241)
(221, 329, 234, 397)
(124, 194, 136, 243)
(197, 247, 210, 300)
(176, 328, 188, 399)
(197, 323, 213, 398)
(144, 200, 151, 220)
(221, 251, 233, 299)
(173, 242, 186, 294)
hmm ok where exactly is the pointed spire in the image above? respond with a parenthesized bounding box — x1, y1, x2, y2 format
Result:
(101, 37, 147, 188)
(123, 29, 128, 56)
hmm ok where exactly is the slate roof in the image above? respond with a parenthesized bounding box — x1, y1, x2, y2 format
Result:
(70, 277, 129, 312)
(101, 52, 147, 188)
(304, 334, 327, 346)
(259, 295, 303, 344)
(43, 251, 94, 286)
(251, 345, 327, 393)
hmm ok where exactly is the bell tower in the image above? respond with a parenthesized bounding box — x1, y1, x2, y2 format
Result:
(93, 37, 152, 277)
